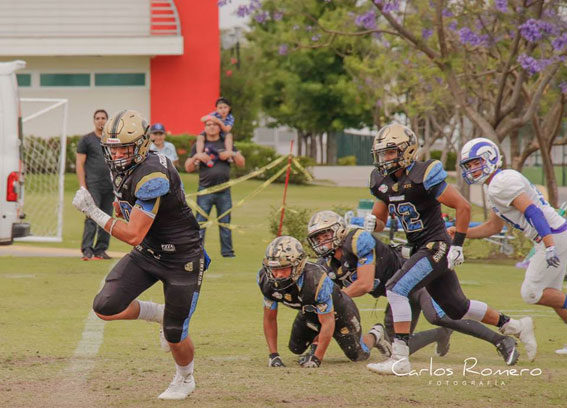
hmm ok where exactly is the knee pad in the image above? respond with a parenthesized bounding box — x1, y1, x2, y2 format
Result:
(462, 300, 487, 321)
(92, 293, 126, 317)
(386, 290, 412, 322)
(288, 339, 309, 355)
(163, 324, 183, 344)
(521, 281, 542, 304)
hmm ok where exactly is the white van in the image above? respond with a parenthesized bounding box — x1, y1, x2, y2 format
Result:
(0, 60, 30, 244)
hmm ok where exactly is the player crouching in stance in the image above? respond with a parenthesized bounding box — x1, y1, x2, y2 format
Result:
(72, 110, 207, 400)
(307, 210, 519, 366)
(258, 236, 381, 367)
(457, 138, 567, 344)
(366, 123, 537, 375)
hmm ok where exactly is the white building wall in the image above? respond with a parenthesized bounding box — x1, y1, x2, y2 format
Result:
(0, 56, 150, 138)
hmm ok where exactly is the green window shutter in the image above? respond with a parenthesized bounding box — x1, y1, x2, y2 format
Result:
(95, 73, 145, 87)
(16, 74, 31, 87)
(40, 74, 90, 87)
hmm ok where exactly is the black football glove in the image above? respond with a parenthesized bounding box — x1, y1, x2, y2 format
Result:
(268, 352, 285, 367)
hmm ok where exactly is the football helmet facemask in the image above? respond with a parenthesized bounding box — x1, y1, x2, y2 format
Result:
(371, 123, 419, 176)
(307, 211, 347, 257)
(101, 110, 151, 173)
(263, 236, 307, 289)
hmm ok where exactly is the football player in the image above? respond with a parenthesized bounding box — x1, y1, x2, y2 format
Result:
(455, 138, 567, 347)
(72, 110, 207, 400)
(258, 236, 383, 367)
(308, 210, 519, 365)
(366, 123, 536, 374)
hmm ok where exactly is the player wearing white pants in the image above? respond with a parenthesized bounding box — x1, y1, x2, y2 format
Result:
(455, 138, 567, 354)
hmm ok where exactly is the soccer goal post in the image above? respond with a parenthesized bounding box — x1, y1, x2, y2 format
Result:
(15, 98, 68, 243)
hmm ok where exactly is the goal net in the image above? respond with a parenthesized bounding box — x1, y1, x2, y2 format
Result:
(15, 98, 68, 242)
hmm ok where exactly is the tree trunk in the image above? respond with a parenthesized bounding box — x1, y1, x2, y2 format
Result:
(309, 132, 317, 160)
(318, 133, 324, 164)
(326, 130, 337, 164)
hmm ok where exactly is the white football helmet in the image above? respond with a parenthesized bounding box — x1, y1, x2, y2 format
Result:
(459, 138, 502, 185)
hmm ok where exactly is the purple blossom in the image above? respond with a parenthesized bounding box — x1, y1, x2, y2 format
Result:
(517, 54, 552, 75)
(311, 34, 321, 42)
(374, 0, 383, 4)
(218, 0, 230, 7)
(519, 19, 558, 43)
(273, 11, 283, 21)
(442, 9, 453, 18)
(448, 21, 458, 31)
(552, 34, 567, 52)
(278, 44, 288, 56)
(494, 0, 508, 13)
(458, 27, 489, 47)
(236, 5, 251, 18)
(559, 82, 567, 94)
(305, 25, 314, 32)
(383, 1, 400, 13)
(255, 11, 269, 23)
(292, 24, 300, 31)
(422, 28, 433, 39)
(355, 10, 377, 30)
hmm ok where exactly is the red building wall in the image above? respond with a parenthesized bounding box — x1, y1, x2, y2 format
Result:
(150, 1, 219, 134)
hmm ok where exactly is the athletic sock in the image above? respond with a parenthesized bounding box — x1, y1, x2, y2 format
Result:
(395, 333, 410, 346)
(438, 316, 504, 346)
(408, 328, 444, 355)
(497, 313, 510, 329)
(137, 301, 164, 324)
(176, 360, 194, 377)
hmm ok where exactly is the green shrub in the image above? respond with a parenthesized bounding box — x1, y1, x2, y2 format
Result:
(430, 150, 457, 171)
(268, 205, 315, 256)
(337, 155, 357, 166)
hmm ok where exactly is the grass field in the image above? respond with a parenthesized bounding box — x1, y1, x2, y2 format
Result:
(1, 175, 566, 407)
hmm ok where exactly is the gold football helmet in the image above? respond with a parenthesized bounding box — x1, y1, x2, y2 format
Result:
(101, 110, 151, 173)
(263, 236, 307, 289)
(371, 123, 419, 176)
(307, 210, 347, 257)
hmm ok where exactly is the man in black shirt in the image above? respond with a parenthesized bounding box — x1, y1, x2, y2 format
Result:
(72, 110, 207, 400)
(76, 109, 113, 260)
(185, 118, 245, 257)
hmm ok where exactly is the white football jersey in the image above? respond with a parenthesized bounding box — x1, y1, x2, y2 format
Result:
(485, 169, 565, 242)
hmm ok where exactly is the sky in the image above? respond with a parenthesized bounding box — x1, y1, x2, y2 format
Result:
(219, 0, 250, 30)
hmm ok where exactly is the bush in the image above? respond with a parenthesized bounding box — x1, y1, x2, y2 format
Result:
(337, 155, 357, 166)
(268, 205, 315, 256)
(430, 150, 457, 171)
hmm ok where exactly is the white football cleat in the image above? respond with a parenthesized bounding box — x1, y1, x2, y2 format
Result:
(500, 317, 537, 362)
(157, 373, 195, 400)
(367, 340, 410, 375)
(555, 345, 567, 355)
(159, 327, 171, 352)
(368, 323, 392, 357)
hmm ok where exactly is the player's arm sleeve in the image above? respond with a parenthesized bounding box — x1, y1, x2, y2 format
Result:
(257, 269, 278, 310)
(423, 160, 448, 198)
(353, 230, 376, 267)
(489, 173, 524, 207)
(315, 276, 334, 314)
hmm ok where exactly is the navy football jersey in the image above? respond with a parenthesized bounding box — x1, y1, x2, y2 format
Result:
(369, 160, 450, 248)
(321, 229, 402, 298)
(112, 152, 201, 260)
(257, 262, 352, 315)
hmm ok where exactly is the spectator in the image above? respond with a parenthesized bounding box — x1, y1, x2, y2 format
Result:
(184, 118, 245, 258)
(149, 123, 179, 167)
(76, 109, 113, 260)
(195, 97, 235, 165)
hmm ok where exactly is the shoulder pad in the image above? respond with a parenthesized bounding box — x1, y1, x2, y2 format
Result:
(134, 172, 170, 200)
(369, 168, 385, 191)
(408, 160, 447, 188)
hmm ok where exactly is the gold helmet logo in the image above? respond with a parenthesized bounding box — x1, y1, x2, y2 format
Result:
(371, 123, 419, 176)
(101, 110, 151, 173)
